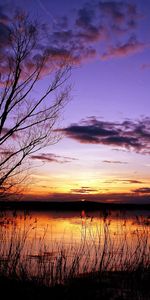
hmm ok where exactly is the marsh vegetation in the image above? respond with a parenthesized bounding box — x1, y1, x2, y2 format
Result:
(0, 211, 150, 285)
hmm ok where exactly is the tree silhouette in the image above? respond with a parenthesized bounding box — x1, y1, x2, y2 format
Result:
(0, 13, 72, 195)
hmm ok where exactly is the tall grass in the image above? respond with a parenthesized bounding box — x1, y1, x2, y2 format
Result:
(0, 212, 150, 287)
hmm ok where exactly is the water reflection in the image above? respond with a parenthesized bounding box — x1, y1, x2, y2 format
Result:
(0, 209, 150, 283)
(1, 209, 150, 246)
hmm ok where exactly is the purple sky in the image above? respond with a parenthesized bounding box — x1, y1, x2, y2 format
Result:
(0, 0, 150, 202)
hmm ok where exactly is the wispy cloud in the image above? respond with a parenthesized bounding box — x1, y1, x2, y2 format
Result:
(132, 187, 150, 194)
(1, 127, 19, 140)
(70, 186, 99, 194)
(141, 63, 150, 70)
(57, 117, 150, 154)
(105, 179, 144, 184)
(0, 149, 14, 156)
(101, 37, 146, 60)
(30, 153, 77, 164)
(102, 160, 128, 164)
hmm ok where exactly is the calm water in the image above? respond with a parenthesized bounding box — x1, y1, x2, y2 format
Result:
(0, 209, 150, 277)
(1, 209, 150, 247)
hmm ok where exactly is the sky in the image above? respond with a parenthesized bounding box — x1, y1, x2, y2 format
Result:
(0, 0, 150, 203)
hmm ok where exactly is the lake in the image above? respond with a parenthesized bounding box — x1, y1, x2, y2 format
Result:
(0, 209, 150, 284)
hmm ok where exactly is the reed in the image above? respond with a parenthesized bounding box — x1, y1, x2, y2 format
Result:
(0, 212, 150, 288)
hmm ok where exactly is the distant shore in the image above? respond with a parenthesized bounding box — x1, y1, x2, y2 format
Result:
(0, 200, 150, 211)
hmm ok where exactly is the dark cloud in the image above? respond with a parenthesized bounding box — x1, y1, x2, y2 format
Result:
(0, 10, 10, 25)
(99, 1, 126, 25)
(0, 7, 11, 49)
(76, 5, 95, 29)
(0, 10, 10, 78)
(0, 0, 146, 79)
(52, 30, 73, 43)
(102, 160, 128, 164)
(0, 8, 76, 81)
(132, 187, 150, 194)
(44, 46, 73, 62)
(74, 1, 141, 46)
(57, 117, 150, 154)
(103, 135, 139, 148)
(77, 25, 106, 43)
(0, 22, 10, 46)
(75, 4, 106, 43)
(105, 179, 144, 184)
(126, 180, 143, 184)
(47, 4, 99, 64)
(98, 2, 139, 24)
(30, 153, 77, 164)
(47, 1, 144, 64)
(71, 186, 99, 194)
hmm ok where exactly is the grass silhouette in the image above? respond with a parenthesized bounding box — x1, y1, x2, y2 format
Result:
(0, 211, 150, 299)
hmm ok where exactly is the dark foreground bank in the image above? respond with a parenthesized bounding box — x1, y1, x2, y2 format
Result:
(0, 269, 150, 300)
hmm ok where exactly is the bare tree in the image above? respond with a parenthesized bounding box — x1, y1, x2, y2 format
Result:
(0, 13, 72, 195)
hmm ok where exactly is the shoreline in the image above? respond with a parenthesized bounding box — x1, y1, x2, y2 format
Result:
(0, 200, 150, 211)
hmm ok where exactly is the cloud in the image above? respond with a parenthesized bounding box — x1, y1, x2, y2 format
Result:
(1, 127, 19, 139)
(76, 5, 95, 29)
(98, 2, 139, 24)
(0, 11, 10, 77)
(102, 160, 128, 164)
(132, 187, 150, 194)
(57, 117, 150, 154)
(0, 7, 11, 51)
(0, 0, 146, 81)
(105, 179, 144, 184)
(125, 180, 143, 184)
(30, 153, 77, 164)
(0, 9, 10, 25)
(0, 22, 10, 46)
(70, 186, 99, 194)
(141, 63, 150, 70)
(0, 150, 14, 156)
(46, 1, 144, 64)
(101, 37, 145, 59)
(75, 4, 107, 43)
(99, 1, 125, 24)
(77, 26, 106, 43)
(74, 1, 140, 45)
(52, 30, 73, 43)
